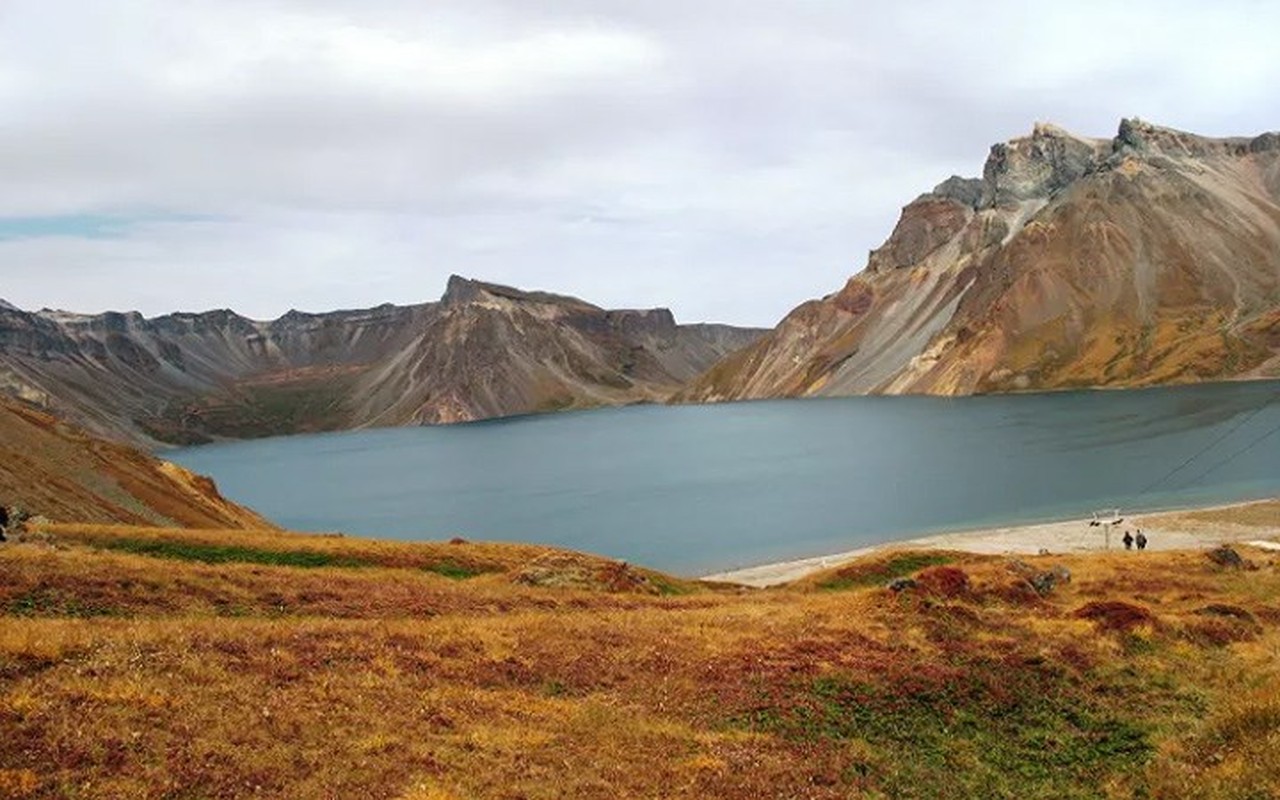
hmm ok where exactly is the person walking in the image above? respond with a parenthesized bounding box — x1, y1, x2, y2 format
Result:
(1122, 530, 1134, 550)
(1135, 531, 1148, 551)
(0, 504, 9, 542)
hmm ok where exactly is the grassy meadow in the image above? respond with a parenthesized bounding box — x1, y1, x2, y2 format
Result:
(1, 521, 1278, 798)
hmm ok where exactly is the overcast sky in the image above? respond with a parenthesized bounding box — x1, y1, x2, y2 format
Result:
(1, 1, 1278, 326)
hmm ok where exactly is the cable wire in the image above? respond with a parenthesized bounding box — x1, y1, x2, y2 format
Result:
(1176, 414, 1280, 489)
(1137, 389, 1280, 495)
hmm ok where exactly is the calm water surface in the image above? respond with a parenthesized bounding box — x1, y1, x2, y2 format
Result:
(171, 381, 1280, 576)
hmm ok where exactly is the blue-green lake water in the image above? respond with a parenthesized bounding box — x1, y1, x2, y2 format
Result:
(170, 381, 1280, 576)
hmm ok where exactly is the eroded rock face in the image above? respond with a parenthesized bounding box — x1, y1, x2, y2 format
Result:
(678, 119, 1280, 404)
(867, 196, 973, 273)
(0, 277, 766, 446)
(981, 123, 1107, 207)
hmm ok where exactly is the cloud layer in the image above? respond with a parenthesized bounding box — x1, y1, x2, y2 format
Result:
(2, 1, 1278, 324)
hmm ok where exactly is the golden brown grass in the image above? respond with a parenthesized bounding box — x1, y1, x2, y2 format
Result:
(0, 396, 270, 529)
(3, 521, 1280, 798)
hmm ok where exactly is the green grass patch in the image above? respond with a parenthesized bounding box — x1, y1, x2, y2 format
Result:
(7, 589, 121, 618)
(94, 537, 374, 569)
(734, 666, 1154, 799)
(423, 560, 487, 580)
(649, 575, 698, 596)
(816, 552, 954, 591)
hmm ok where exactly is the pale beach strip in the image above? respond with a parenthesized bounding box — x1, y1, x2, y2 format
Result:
(702, 497, 1280, 588)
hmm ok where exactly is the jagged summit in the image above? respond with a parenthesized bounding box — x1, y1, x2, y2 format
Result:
(980, 121, 1109, 207)
(440, 274, 598, 311)
(920, 119, 1280, 216)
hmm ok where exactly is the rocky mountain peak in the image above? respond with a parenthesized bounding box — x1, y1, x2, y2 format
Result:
(1111, 117, 1280, 161)
(680, 118, 1280, 406)
(980, 122, 1107, 207)
(605, 307, 679, 338)
(441, 274, 485, 306)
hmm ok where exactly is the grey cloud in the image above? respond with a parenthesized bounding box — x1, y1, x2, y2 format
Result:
(1, 1, 1279, 325)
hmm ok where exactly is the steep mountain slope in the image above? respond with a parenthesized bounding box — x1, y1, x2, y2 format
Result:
(0, 278, 763, 445)
(679, 120, 1280, 403)
(0, 394, 271, 527)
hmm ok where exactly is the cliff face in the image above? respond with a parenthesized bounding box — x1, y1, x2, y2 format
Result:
(679, 120, 1280, 403)
(0, 394, 272, 527)
(0, 278, 764, 445)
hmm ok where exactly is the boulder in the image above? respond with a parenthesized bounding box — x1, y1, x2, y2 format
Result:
(1207, 546, 1245, 569)
(1006, 560, 1071, 596)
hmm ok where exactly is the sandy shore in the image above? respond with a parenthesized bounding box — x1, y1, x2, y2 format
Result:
(703, 498, 1280, 588)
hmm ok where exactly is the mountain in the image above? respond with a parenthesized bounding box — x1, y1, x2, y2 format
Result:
(0, 393, 271, 527)
(0, 276, 765, 446)
(678, 119, 1280, 403)
(349, 275, 766, 425)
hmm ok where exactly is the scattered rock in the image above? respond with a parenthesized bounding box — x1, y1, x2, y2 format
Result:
(1007, 560, 1070, 596)
(1206, 546, 1245, 569)
(886, 577, 919, 593)
(1028, 572, 1058, 596)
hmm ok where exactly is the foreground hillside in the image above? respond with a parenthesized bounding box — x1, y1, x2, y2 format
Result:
(0, 395, 269, 529)
(0, 276, 763, 446)
(2, 515, 1279, 798)
(680, 119, 1280, 403)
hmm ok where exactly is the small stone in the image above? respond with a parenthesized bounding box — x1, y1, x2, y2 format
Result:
(1207, 546, 1245, 569)
(1028, 572, 1058, 596)
(886, 577, 918, 593)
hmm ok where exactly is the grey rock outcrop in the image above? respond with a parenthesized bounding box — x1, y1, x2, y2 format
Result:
(981, 123, 1107, 207)
(1206, 546, 1246, 570)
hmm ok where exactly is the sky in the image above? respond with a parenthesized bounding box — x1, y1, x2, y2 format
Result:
(1, 1, 1278, 326)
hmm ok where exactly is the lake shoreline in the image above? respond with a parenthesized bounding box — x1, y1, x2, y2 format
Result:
(702, 496, 1280, 587)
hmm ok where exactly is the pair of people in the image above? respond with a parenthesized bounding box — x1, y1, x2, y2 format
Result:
(1122, 530, 1148, 551)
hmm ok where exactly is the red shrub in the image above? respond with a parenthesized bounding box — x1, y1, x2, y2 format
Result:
(1071, 601, 1154, 632)
(916, 566, 971, 599)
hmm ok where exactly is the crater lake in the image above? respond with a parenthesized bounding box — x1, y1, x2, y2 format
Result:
(170, 380, 1280, 576)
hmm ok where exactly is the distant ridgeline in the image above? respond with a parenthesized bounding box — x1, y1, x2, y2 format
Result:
(0, 276, 765, 446)
(677, 119, 1280, 404)
(6, 120, 1280, 448)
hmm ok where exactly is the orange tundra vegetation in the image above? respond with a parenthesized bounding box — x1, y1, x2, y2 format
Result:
(1, 512, 1279, 799)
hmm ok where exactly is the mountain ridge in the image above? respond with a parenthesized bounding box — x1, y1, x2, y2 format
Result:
(678, 118, 1280, 403)
(0, 276, 766, 446)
